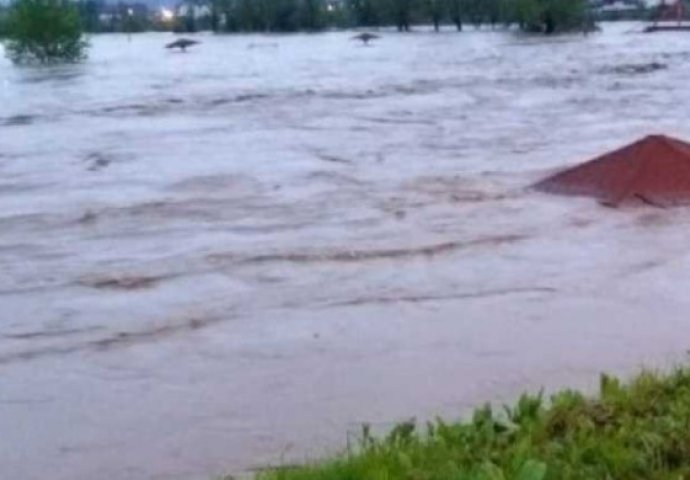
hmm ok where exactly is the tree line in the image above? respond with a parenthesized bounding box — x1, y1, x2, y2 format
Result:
(196, 0, 591, 34)
(1, 0, 595, 64)
(38, 0, 593, 35)
(0, 0, 594, 39)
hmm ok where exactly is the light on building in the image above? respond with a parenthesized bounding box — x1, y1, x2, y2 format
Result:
(161, 8, 175, 21)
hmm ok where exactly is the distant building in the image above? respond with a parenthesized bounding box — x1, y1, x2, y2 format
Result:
(591, 0, 648, 20)
(92, 2, 152, 32)
(175, 3, 211, 20)
(169, 1, 215, 32)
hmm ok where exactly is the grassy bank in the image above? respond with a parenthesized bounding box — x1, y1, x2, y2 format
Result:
(257, 367, 690, 480)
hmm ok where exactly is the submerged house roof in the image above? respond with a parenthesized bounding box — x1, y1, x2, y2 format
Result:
(534, 135, 690, 207)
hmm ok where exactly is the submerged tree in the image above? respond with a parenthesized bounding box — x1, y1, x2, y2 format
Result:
(425, 0, 445, 31)
(446, 0, 463, 30)
(387, 0, 417, 31)
(463, 0, 487, 28)
(347, 0, 383, 27)
(508, 0, 588, 33)
(542, 0, 590, 33)
(484, 0, 502, 28)
(4, 0, 89, 64)
(299, 0, 323, 31)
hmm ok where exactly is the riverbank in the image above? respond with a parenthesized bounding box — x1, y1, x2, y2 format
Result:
(258, 365, 690, 480)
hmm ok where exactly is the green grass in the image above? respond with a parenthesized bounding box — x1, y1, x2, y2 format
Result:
(257, 367, 690, 480)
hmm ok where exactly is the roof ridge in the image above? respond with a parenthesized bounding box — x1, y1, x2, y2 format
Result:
(622, 136, 690, 207)
(659, 135, 690, 159)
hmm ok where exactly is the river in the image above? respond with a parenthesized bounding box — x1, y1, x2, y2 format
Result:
(2, 23, 690, 480)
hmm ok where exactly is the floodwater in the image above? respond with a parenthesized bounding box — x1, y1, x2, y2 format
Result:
(3, 23, 690, 480)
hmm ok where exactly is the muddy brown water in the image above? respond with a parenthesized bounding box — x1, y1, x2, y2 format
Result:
(3, 24, 690, 480)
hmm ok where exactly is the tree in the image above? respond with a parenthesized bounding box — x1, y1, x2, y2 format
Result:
(299, 0, 322, 30)
(446, 0, 484, 30)
(541, 0, 588, 33)
(387, 0, 417, 31)
(446, 0, 463, 30)
(463, 0, 485, 28)
(209, 0, 221, 31)
(506, 0, 588, 33)
(511, 0, 541, 31)
(322, 1, 349, 28)
(425, 0, 445, 31)
(4, 0, 88, 64)
(485, 0, 501, 27)
(233, 0, 260, 31)
(347, 0, 383, 27)
(0, 8, 8, 37)
(76, 0, 100, 33)
(271, 0, 300, 31)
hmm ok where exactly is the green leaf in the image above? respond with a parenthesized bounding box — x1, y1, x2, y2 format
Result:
(397, 451, 413, 470)
(515, 460, 546, 480)
(477, 462, 505, 480)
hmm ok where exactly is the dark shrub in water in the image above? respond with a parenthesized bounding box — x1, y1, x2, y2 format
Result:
(4, 0, 89, 65)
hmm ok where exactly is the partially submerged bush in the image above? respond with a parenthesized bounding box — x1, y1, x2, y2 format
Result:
(259, 366, 690, 480)
(4, 0, 89, 65)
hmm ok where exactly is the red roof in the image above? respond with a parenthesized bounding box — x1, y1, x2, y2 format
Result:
(534, 135, 690, 207)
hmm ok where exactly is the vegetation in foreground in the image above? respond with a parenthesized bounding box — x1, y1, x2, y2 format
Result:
(4, 0, 88, 65)
(257, 366, 690, 480)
